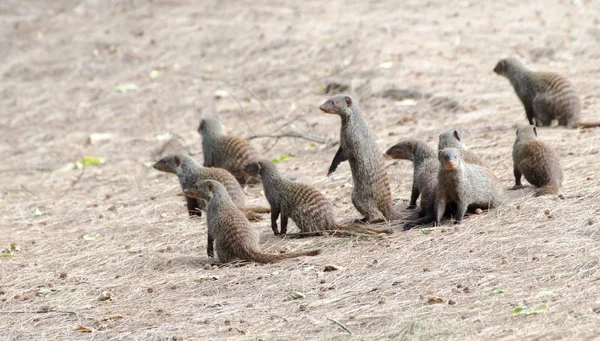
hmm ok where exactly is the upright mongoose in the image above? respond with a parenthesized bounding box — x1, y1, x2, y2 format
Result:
(183, 180, 321, 263)
(386, 140, 440, 229)
(436, 148, 505, 225)
(493, 57, 600, 128)
(198, 118, 260, 184)
(153, 154, 269, 221)
(512, 125, 563, 196)
(319, 94, 401, 223)
(243, 160, 394, 236)
(438, 128, 488, 167)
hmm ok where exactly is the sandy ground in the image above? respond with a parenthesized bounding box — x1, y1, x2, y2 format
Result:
(1, 0, 600, 340)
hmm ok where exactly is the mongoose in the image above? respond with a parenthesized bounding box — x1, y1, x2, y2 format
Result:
(438, 128, 488, 167)
(243, 160, 394, 236)
(319, 94, 402, 223)
(183, 180, 321, 263)
(494, 57, 600, 128)
(198, 118, 260, 184)
(436, 148, 505, 225)
(153, 154, 269, 221)
(386, 140, 439, 229)
(512, 125, 563, 196)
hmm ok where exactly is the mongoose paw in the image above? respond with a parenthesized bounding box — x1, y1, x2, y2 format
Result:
(207, 251, 214, 258)
(453, 221, 462, 225)
(353, 217, 369, 224)
(407, 204, 417, 209)
(403, 223, 415, 231)
(510, 185, 525, 190)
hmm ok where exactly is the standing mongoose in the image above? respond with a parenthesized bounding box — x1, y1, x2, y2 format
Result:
(319, 94, 401, 223)
(386, 140, 440, 229)
(243, 160, 394, 236)
(438, 128, 488, 167)
(183, 180, 321, 263)
(512, 125, 563, 196)
(153, 154, 269, 221)
(198, 118, 260, 184)
(436, 148, 505, 225)
(493, 57, 600, 128)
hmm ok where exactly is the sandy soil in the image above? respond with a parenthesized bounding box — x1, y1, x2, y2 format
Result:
(1, 0, 600, 340)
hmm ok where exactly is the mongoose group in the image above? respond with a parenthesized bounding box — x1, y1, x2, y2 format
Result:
(153, 57, 581, 264)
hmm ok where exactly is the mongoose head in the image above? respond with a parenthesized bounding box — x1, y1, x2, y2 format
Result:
(438, 128, 469, 151)
(439, 148, 463, 171)
(515, 125, 538, 141)
(243, 159, 277, 180)
(493, 57, 524, 76)
(319, 94, 355, 117)
(153, 154, 184, 174)
(386, 140, 417, 161)
(183, 180, 219, 201)
(198, 118, 225, 136)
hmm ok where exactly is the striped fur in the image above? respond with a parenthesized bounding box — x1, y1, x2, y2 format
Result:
(184, 180, 320, 263)
(494, 58, 580, 127)
(198, 118, 260, 184)
(319, 95, 401, 223)
(244, 160, 393, 235)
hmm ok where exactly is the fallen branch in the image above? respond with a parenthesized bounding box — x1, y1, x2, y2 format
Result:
(248, 133, 327, 144)
(327, 317, 353, 335)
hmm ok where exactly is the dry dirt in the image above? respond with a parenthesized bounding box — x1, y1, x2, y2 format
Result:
(1, 0, 600, 340)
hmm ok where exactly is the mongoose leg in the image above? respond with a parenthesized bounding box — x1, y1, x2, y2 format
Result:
(525, 104, 535, 126)
(280, 213, 289, 235)
(327, 146, 347, 176)
(186, 196, 202, 217)
(408, 185, 420, 209)
(454, 200, 468, 225)
(511, 168, 524, 190)
(435, 197, 446, 226)
(207, 234, 214, 258)
(270, 207, 281, 235)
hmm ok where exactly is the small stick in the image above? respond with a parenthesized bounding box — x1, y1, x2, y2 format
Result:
(327, 318, 353, 335)
(248, 133, 327, 144)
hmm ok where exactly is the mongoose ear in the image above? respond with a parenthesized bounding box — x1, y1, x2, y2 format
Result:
(207, 181, 214, 192)
(174, 155, 182, 167)
(344, 96, 352, 106)
(453, 130, 461, 141)
(408, 142, 415, 153)
(533, 126, 537, 137)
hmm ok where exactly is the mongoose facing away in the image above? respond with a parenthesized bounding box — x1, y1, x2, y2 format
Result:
(438, 128, 488, 167)
(436, 148, 505, 225)
(493, 57, 590, 128)
(512, 125, 563, 196)
(319, 94, 401, 223)
(153, 154, 269, 221)
(198, 118, 260, 184)
(386, 140, 439, 230)
(183, 180, 321, 263)
(243, 160, 394, 236)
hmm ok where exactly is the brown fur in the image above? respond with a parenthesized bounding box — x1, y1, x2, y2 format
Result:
(512, 125, 563, 196)
(153, 154, 269, 221)
(184, 180, 321, 263)
(436, 148, 505, 225)
(244, 160, 394, 236)
(319, 94, 401, 223)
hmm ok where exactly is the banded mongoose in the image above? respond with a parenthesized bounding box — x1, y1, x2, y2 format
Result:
(153, 154, 269, 221)
(319, 94, 402, 223)
(438, 128, 488, 167)
(198, 118, 260, 184)
(183, 180, 321, 263)
(494, 57, 600, 128)
(512, 125, 563, 196)
(386, 140, 439, 230)
(243, 160, 394, 236)
(436, 148, 505, 225)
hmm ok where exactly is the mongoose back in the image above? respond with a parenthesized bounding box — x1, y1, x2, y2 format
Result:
(183, 180, 321, 263)
(153, 154, 269, 220)
(386, 140, 439, 229)
(198, 118, 260, 184)
(493, 57, 600, 128)
(319, 94, 401, 223)
(243, 160, 394, 236)
(438, 128, 488, 167)
(436, 148, 505, 225)
(512, 125, 563, 196)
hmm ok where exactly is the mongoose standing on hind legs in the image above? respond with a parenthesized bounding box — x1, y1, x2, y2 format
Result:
(436, 148, 505, 225)
(153, 154, 269, 221)
(319, 95, 402, 223)
(438, 128, 488, 167)
(198, 118, 260, 184)
(511, 125, 563, 196)
(386, 140, 439, 230)
(243, 160, 394, 236)
(183, 180, 321, 263)
(494, 57, 600, 128)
